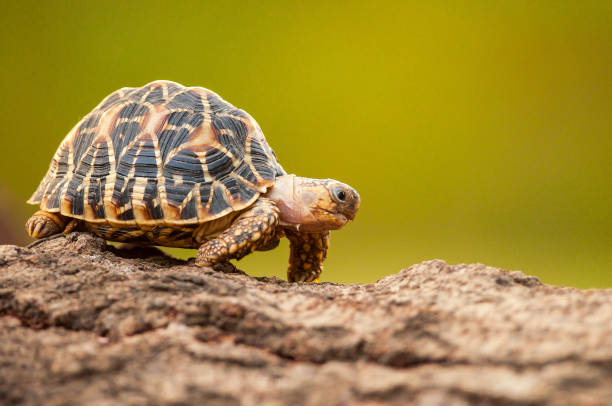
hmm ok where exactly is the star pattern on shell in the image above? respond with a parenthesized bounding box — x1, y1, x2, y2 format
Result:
(28, 80, 286, 228)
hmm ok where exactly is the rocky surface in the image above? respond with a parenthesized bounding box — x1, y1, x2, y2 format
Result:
(0, 233, 611, 405)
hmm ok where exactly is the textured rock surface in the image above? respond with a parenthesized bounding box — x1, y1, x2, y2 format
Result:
(0, 233, 611, 405)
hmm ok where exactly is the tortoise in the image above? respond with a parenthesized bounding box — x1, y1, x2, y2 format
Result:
(25, 80, 360, 282)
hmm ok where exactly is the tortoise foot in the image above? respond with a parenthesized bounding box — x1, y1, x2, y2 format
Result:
(25, 211, 65, 239)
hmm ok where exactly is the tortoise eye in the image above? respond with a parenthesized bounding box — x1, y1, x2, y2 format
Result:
(332, 187, 347, 203)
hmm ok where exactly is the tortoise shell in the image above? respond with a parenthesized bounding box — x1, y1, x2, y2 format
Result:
(28, 80, 286, 229)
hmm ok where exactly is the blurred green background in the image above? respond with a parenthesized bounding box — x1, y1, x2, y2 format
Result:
(1, 1, 610, 287)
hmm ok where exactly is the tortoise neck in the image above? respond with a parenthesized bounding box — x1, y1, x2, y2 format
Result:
(263, 175, 313, 227)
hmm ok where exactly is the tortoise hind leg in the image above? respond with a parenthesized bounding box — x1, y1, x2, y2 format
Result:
(25, 210, 78, 239)
(196, 198, 280, 266)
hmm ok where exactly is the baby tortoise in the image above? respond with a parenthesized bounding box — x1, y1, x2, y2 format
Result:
(26, 81, 360, 282)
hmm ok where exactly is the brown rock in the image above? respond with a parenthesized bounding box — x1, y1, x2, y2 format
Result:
(0, 233, 610, 405)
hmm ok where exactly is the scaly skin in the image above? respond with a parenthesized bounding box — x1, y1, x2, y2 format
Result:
(285, 229, 330, 282)
(195, 198, 330, 282)
(196, 198, 280, 266)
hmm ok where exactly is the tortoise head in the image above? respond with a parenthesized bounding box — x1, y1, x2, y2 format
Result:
(265, 175, 360, 232)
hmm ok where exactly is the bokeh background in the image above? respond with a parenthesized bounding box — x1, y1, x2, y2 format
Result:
(1, 1, 610, 287)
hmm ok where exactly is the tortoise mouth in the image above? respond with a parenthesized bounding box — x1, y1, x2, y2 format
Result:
(320, 210, 352, 229)
(328, 211, 349, 223)
(279, 209, 350, 233)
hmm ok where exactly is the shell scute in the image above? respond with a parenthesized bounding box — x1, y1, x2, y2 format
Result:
(132, 139, 159, 178)
(167, 90, 204, 112)
(144, 85, 165, 105)
(164, 150, 207, 183)
(209, 183, 233, 216)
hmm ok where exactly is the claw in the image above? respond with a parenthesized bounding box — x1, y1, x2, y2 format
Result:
(288, 270, 321, 283)
(31, 221, 43, 238)
(195, 257, 213, 267)
(25, 211, 64, 239)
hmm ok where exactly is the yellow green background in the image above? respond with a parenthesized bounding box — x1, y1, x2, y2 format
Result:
(1, 1, 610, 287)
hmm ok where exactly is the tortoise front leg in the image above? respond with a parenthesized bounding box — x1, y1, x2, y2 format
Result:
(285, 229, 330, 282)
(196, 198, 280, 266)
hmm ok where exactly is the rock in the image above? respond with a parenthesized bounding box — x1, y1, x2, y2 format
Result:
(0, 233, 610, 405)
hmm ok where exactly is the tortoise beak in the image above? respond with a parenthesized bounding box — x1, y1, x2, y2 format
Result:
(344, 188, 360, 221)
